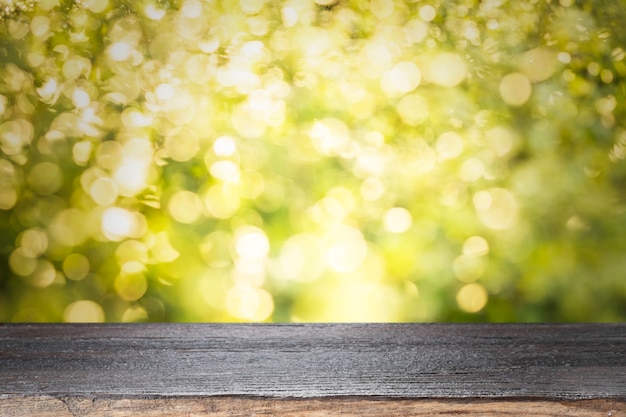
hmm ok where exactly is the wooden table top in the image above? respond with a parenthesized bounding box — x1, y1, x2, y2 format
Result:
(1, 323, 625, 416)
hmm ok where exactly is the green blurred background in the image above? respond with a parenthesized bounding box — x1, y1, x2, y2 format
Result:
(1, 0, 626, 322)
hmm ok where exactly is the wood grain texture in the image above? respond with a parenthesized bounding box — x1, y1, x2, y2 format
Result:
(0, 324, 625, 415)
(0, 396, 625, 417)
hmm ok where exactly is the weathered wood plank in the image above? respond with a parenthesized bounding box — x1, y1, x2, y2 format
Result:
(0, 396, 624, 417)
(1, 324, 625, 415)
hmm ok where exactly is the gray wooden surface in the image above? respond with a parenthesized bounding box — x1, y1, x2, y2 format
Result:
(0, 323, 625, 399)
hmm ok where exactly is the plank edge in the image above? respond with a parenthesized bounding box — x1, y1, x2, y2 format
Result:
(1, 395, 625, 417)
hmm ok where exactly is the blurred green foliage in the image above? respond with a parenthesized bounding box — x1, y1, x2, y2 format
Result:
(1, 0, 626, 322)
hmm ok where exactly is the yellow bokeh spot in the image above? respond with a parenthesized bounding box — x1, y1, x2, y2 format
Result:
(210, 160, 240, 183)
(404, 19, 429, 44)
(182, 0, 203, 18)
(204, 183, 240, 219)
(397, 93, 429, 126)
(419, 5, 436, 22)
(234, 257, 266, 288)
(108, 41, 132, 61)
(383, 207, 413, 233)
(499, 72, 531, 106)
(453, 255, 487, 282)
(273, 233, 324, 282)
(102, 207, 135, 241)
(473, 188, 518, 230)
(97, 141, 123, 170)
(213, 136, 237, 157)
(8, 247, 37, 277)
(240, 0, 265, 15)
(168, 190, 203, 224)
(518, 48, 557, 82)
(155, 83, 175, 101)
(601, 69, 614, 84)
(111, 138, 153, 197)
(360, 177, 386, 201)
(239, 169, 265, 199)
(226, 284, 274, 321)
(435, 131, 464, 160)
(30, 15, 50, 38)
(1, 119, 33, 156)
(463, 236, 490, 256)
(0, 160, 17, 210)
(89, 177, 118, 206)
(199, 231, 232, 267)
(122, 108, 153, 128)
(114, 261, 148, 301)
(456, 283, 488, 313)
(122, 305, 149, 322)
(199, 272, 229, 309)
(281, 7, 298, 27)
(49, 209, 88, 247)
(30, 259, 57, 288)
(354, 146, 390, 178)
(381, 62, 421, 97)
(0, 187, 17, 210)
(72, 89, 90, 108)
(144, 3, 166, 20)
(63, 253, 90, 281)
(428, 53, 467, 87)
(18, 228, 48, 257)
(64, 300, 105, 323)
(83, 0, 109, 13)
(122, 306, 148, 323)
(102, 208, 146, 242)
(485, 126, 519, 158)
(72, 141, 92, 165)
(116, 240, 149, 265)
(63, 58, 90, 81)
(27, 162, 63, 195)
(149, 232, 180, 263)
(235, 226, 270, 261)
(309, 118, 351, 156)
(323, 225, 368, 273)
(459, 158, 485, 182)
(113, 159, 149, 196)
(370, 0, 394, 19)
(37, 78, 58, 102)
(164, 128, 199, 162)
(248, 89, 272, 112)
(595, 95, 617, 116)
